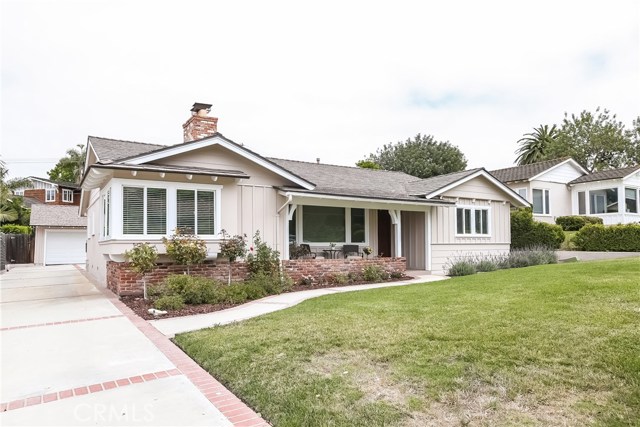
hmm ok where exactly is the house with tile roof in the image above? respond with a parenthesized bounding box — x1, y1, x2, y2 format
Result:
(79, 103, 528, 286)
(491, 159, 640, 225)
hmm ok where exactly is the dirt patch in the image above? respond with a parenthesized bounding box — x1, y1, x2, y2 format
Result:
(289, 275, 412, 292)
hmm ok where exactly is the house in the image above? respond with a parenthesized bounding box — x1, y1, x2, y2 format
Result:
(491, 159, 640, 225)
(79, 103, 528, 286)
(30, 205, 87, 265)
(13, 177, 81, 207)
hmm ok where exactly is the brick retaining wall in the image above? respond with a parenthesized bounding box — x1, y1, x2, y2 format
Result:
(107, 257, 406, 296)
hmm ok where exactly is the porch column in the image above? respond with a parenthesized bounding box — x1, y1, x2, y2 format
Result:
(425, 207, 432, 271)
(388, 209, 402, 257)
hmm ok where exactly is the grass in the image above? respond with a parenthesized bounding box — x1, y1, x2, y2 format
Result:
(175, 259, 640, 426)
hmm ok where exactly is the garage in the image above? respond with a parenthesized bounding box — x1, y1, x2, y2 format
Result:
(44, 229, 86, 265)
(30, 205, 87, 266)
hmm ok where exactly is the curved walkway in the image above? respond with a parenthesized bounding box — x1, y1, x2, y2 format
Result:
(150, 272, 448, 337)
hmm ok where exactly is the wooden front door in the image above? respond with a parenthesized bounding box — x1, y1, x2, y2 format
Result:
(377, 210, 391, 257)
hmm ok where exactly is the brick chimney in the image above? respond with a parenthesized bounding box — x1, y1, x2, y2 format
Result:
(183, 102, 218, 142)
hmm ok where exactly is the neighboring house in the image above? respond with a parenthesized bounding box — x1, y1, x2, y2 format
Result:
(13, 177, 81, 207)
(30, 205, 87, 265)
(491, 159, 640, 225)
(79, 103, 528, 284)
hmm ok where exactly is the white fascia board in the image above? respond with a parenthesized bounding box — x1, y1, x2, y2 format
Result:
(85, 140, 99, 172)
(426, 170, 530, 207)
(528, 158, 588, 181)
(279, 190, 450, 210)
(123, 136, 315, 190)
(622, 167, 640, 181)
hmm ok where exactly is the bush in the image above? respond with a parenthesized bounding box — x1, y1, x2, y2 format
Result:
(163, 229, 208, 273)
(362, 265, 386, 282)
(154, 295, 185, 311)
(511, 208, 564, 249)
(555, 216, 603, 231)
(475, 259, 498, 272)
(331, 273, 349, 285)
(0, 224, 31, 234)
(245, 270, 290, 295)
(218, 230, 247, 262)
(507, 247, 558, 268)
(573, 224, 640, 252)
(247, 231, 280, 278)
(447, 260, 476, 276)
(164, 274, 220, 304)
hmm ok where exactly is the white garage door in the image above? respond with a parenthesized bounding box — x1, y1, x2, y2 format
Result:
(45, 230, 86, 265)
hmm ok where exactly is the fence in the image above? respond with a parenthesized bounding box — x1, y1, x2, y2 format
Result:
(1, 233, 35, 266)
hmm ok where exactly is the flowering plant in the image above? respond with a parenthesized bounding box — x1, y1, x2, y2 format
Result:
(363, 246, 373, 256)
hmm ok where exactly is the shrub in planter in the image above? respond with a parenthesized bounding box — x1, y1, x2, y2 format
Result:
(556, 216, 603, 231)
(219, 230, 248, 284)
(124, 243, 158, 300)
(447, 260, 476, 276)
(164, 274, 219, 305)
(154, 295, 185, 311)
(247, 231, 280, 278)
(362, 264, 385, 282)
(511, 208, 564, 249)
(163, 229, 208, 274)
(573, 223, 640, 252)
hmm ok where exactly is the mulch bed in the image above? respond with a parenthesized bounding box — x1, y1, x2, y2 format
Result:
(121, 275, 414, 321)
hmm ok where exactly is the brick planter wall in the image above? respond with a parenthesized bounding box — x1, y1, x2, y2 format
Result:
(107, 257, 406, 296)
(281, 257, 406, 284)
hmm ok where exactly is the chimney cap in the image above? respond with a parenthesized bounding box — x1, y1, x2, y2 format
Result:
(191, 102, 212, 113)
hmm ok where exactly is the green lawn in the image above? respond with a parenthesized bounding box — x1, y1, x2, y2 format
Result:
(175, 259, 640, 426)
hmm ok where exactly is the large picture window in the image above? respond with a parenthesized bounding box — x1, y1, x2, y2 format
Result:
(532, 189, 550, 215)
(300, 206, 366, 243)
(123, 186, 167, 235)
(456, 207, 489, 236)
(590, 188, 618, 214)
(177, 189, 216, 235)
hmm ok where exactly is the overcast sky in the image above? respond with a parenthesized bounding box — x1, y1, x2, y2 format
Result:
(2, 0, 639, 179)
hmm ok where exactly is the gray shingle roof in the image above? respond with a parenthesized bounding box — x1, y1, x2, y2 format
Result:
(569, 165, 640, 184)
(30, 205, 86, 227)
(88, 136, 164, 163)
(405, 168, 483, 196)
(490, 158, 571, 183)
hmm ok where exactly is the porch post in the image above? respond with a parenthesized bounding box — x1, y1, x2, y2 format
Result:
(425, 207, 432, 271)
(388, 209, 402, 257)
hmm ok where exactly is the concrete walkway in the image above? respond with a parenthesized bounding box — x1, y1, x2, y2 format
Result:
(556, 250, 640, 262)
(151, 273, 448, 337)
(0, 265, 267, 426)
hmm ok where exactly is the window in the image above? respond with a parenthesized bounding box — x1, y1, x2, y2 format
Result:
(456, 207, 489, 235)
(176, 189, 215, 235)
(517, 188, 527, 199)
(14, 190, 24, 196)
(625, 188, 638, 213)
(102, 189, 111, 238)
(62, 189, 73, 203)
(300, 206, 366, 243)
(590, 188, 618, 214)
(45, 189, 56, 202)
(532, 189, 550, 215)
(122, 186, 167, 235)
(578, 191, 586, 215)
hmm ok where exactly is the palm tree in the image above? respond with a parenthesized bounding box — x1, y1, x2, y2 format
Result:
(0, 160, 32, 225)
(48, 144, 86, 183)
(515, 125, 558, 165)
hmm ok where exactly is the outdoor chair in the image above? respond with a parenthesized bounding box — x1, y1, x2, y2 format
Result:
(342, 244, 360, 258)
(300, 244, 317, 259)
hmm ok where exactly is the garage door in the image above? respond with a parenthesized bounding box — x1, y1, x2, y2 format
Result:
(45, 230, 86, 265)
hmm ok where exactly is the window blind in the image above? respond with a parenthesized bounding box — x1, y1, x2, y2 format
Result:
(123, 187, 144, 234)
(197, 191, 215, 235)
(146, 188, 166, 234)
(177, 189, 196, 234)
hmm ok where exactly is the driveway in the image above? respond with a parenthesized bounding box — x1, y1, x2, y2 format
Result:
(0, 265, 266, 426)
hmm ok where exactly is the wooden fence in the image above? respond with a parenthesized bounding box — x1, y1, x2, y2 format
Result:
(1, 233, 35, 266)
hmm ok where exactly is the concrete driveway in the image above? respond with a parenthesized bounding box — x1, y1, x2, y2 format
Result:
(0, 265, 266, 426)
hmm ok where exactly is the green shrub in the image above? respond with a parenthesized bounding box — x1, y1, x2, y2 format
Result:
(331, 273, 349, 285)
(247, 231, 280, 278)
(362, 265, 385, 282)
(507, 247, 558, 268)
(573, 223, 640, 252)
(154, 295, 185, 311)
(163, 229, 208, 274)
(164, 274, 219, 304)
(511, 208, 564, 249)
(555, 216, 603, 231)
(0, 224, 32, 234)
(475, 259, 498, 272)
(447, 260, 476, 276)
(390, 270, 404, 279)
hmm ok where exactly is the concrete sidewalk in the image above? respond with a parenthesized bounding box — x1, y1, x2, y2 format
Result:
(151, 273, 448, 337)
(0, 265, 266, 427)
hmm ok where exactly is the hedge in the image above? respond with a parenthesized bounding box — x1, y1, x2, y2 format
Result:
(511, 208, 564, 249)
(555, 215, 603, 231)
(572, 223, 640, 252)
(0, 224, 32, 234)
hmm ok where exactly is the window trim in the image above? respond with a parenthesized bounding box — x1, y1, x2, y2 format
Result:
(455, 205, 491, 237)
(45, 188, 56, 202)
(516, 188, 527, 200)
(624, 187, 639, 214)
(532, 188, 550, 216)
(295, 205, 369, 245)
(101, 187, 111, 240)
(62, 188, 74, 203)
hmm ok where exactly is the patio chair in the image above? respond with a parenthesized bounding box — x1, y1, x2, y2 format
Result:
(342, 244, 360, 258)
(300, 244, 317, 259)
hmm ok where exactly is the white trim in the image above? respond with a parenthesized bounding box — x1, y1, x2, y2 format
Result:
(515, 187, 528, 200)
(528, 158, 589, 181)
(532, 188, 550, 215)
(123, 135, 315, 191)
(45, 188, 56, 202)
(622, 167, 640, 181)
(62, 189, 74, 203)
(295, 205, 369, 246)
(425, 207, 432, 271)
(280, 191, 450, 208)
(454, 205, 492, 237)
(425, 170, 529, 207)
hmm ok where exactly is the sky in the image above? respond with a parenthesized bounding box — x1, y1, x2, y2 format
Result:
(2, 0, 639, 179)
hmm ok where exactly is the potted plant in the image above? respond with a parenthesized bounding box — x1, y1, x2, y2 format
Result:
(363, 246, 373, 258)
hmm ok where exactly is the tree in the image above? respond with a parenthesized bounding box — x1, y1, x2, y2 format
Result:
(515, 125, 558, 165)
(0, 160, 32, 225)
(360, 134, 467, 178)
(355, 160, 381, 169)
(625, 117, 640, 166)
(124, 243, 158, 300)
(48, 144, 86, 183)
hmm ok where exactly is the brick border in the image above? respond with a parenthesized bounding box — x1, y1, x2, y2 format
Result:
(76, 265, 270, 427)
(0, 314, 124, 331)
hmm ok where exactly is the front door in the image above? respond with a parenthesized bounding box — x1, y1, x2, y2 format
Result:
(377, 210, 391, 257)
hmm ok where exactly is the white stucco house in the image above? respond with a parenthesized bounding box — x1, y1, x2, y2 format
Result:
(79, 103, 529, 285)
(491, 158, 640, 225)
